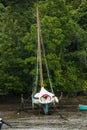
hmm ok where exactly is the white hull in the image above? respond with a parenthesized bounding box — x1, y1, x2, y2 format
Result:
(32, 87, 58, 104)
(32, 96, 58, 104)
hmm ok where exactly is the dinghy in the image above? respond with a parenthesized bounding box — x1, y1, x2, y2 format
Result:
(79, 104, 87, 110)
(32, 5, 58, 115)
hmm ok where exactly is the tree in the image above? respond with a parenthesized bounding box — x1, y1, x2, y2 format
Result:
(0, 0, 35, 94)
(0, 0, 87, 95)
(65, 0, 81, 9)
(73, 0, 87, 31)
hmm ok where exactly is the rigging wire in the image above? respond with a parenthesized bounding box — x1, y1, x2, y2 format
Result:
(34, 1, 54, 94)
(33, 0, 54, 94)
(33, 46, 39, 94)
(40, 27, 54, 94)
(38, 10, 54, 93)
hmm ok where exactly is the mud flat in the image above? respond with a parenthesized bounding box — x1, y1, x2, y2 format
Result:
(0, 107, 87, 130)
(1, 111, 87, 130)
(0, 97, 87, 130)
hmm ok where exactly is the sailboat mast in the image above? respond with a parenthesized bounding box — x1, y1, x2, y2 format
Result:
(36, 7, 44, 87)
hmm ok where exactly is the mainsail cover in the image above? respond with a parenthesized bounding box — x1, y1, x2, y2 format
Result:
(34, 87, 54, 98)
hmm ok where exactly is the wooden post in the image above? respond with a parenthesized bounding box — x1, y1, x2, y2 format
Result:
(21, 94, 24, 110)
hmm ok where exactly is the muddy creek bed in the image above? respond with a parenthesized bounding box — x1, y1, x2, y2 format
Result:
(0, 97, 87, 130)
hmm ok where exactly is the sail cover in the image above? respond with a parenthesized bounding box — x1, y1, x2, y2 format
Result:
(34, 87, 54, 98)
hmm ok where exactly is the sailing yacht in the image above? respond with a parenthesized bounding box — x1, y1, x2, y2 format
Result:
(32, 6, 58, 115)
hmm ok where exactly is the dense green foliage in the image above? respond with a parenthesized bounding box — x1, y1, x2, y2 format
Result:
(0, 0, 87, 95)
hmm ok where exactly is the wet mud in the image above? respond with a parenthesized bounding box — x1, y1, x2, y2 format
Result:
(0, 97, 87, 130)
(1, 110, 87, 130)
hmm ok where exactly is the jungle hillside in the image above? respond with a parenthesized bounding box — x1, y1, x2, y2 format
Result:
(0, 0, 87, 96)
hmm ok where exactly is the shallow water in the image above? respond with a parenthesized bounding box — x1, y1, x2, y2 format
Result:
(2, 111, 87, 130)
